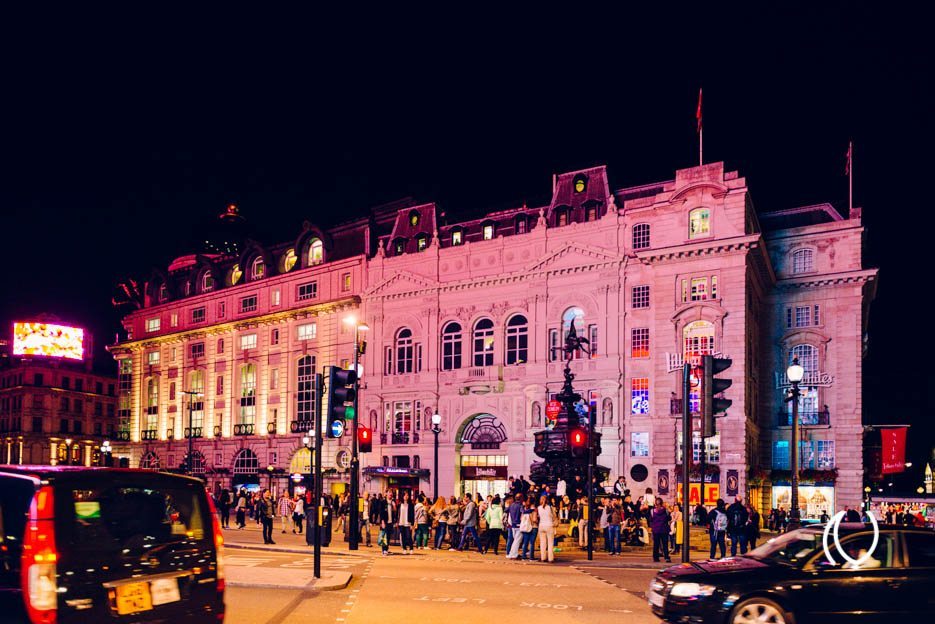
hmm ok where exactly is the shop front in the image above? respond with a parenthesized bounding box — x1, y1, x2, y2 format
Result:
(770, 483, 835, 519)
(362, 466, 430, 499)
(460, 456, 508, 499)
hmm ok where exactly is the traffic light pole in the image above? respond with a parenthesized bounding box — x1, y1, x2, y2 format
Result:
(586, 402, 595, 562)
(313, 372, 323, 579)
(681, 363, 691, 564)
(349, 331, 361, 551)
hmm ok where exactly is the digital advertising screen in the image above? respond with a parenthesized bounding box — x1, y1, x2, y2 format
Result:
(12, 322, 85, 360)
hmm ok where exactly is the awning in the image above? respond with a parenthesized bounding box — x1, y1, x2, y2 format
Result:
(362, 466, 430, 479)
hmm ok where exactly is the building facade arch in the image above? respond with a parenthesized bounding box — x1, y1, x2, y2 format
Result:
(671, 303, 726, 349)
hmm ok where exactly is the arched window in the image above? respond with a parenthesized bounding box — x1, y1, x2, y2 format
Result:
(282, 248, 297, 272)
(308, 238, 324, 266)
(416, 234, 428, 251)
(505, 314, 528, 365)
(561, 307, 585, 359)
(232, 448, 259, 474)
(441, 322, 462, 371)
(789, 344, 820, 421)
(792, 248, 815, 274)
(238, 364, 256, 426)
(573, 174, 588, 193)
(250, 256, 265, 280)
(555, 207, 570, 227)
(395, 328, 413, 374)
(157, 283, 168, 302)
(472, 318, 495, 367)
(296, 355, 315, 427)
(201, 270, 215, 293)
(683, 320, 715, 357)
(689, 208, 711, 239)
(633, 223, 651, 250)
(515, 215, 527, 234)
(230, 264, 243, 286)
(393, 238, 406, 255)
(451, 228, 463, 246)
(140, 451, 160, 470)
(409, 210, 420, 227)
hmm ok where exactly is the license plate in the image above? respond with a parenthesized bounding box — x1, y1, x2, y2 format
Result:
(648, 591, 665, 608)
(116, 581, 153, 615)
(150, 577, 181, 606)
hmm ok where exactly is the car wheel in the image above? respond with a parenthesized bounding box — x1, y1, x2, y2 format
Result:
(731, 597, 790, 624)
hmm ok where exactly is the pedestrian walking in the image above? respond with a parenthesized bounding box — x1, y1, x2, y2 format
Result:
(482, 495, 504, 554)
(218, 488, 232, 529)
(398, 492, 415, 553)
(607, 501, 622, 555)
(518, 498, 537, 560)
(235, 489, 247, 529)
(293, 495, 305, 534)
(727, 496, 749, 556)
(414, 495, 429, 549)
(458, 494, 482, 552)
(445, 496, 461, 549)
(708, 499, 728, 559)
(377, 496, 392, 556)
(537, 495, 557, 563)
(360, 492, 371, 546)
(259, 489, 275, 545)
(505, 493, 524, 559)
(670, 504, 682, 555)
(278, 492, 294, 534)
(650, 499, 671, 563)
(431, 496, 448, 549)
(745, 503, 760, 549)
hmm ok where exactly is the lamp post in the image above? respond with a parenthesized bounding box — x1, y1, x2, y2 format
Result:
(64, 438, 73, 466)
(344, 317, 368, 551)
(180, 390, 205, 476)
(786, 357, 805, 530)
(101, 440, 112, 467)
(431, 412, 442, 501)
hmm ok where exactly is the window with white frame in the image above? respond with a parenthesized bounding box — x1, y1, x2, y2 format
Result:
(202, 271, 215, 292)
(451, 229, 463, 246)
(250, 257, 265, 280)
(240, 334, 257, 350)
(472, 318, 495, 366)
(308, 239, 324, 266)
(630, 431, 649, 457)
(631, 328, 650, 358)
(342, 273, 352, 291)
(816, 440, 835, 469)
(562, 307, 585, 359)
(239, 364, 256, 425)
(772, 440, 790, 469)
(296, 355, 315, 424)
(505, 315, 528, 365)
(297, 282, 318, 301)
(788, 344, 820, 420)
(690, 277, 708, 301)
(395, 328, 414, 374)
(632, 285, 650, 309)
(441, 322, 462, 370)
(170, 313, 178, 327)
(270, 328, 280, 345)
(631, 378, 649, 414)
(792, 248, 815, 274)
(689, 207, 711, 239)
(147, 351, 160, 366)
(482, 223, 494, 240)
(146, 317, 161, 333)
(632, 223, 650, 250)
(677, 431, 720, 463)
(239, 295, 257, 313)
(189, 342, 205, 361)
(191, 307, 206, 323)
(270, 368, 279, 390)
(271, 288, 281, 306)
(297, 323, 317, 341)
(217, 301, 226, 318)
(548, 328, 560, 362)
(393, 401, 413, 434)
(144, 377, 158, 431)
(189, 371, 204, 429)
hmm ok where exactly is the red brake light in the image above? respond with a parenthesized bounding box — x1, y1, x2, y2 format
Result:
(21, 485, 57, 624)
(204, 489, 225, 592)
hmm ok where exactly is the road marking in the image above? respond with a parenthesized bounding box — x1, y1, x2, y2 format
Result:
(225, 556, 272, 567)
(520, 602, 584, 610)
(610, 609, 634, 613)
(414, 596, 486, 604)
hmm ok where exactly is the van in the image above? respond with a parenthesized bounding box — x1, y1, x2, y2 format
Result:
(0, 466, 225, 623)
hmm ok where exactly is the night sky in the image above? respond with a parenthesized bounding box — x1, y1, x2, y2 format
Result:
(1, 6, 931, 485)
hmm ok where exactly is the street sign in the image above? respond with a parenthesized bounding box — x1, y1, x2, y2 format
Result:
(546, 400, 561, 418)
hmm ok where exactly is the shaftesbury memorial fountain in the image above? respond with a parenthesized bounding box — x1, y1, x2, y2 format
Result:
(530, 323, 609, 493)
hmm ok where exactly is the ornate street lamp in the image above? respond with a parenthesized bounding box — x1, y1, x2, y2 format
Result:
(101, 440, 112, 467)
(64, 438, 73, 466)
(431, 412, 442, 501)
(786, 357, 805, 530)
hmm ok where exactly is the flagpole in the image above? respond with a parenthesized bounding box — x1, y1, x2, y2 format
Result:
(848, 140, 853, 213)
(699, 123, 703, 167)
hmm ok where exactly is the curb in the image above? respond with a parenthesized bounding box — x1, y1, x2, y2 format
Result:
(225, 542, 373, 558)
(226, 572, 353, 592)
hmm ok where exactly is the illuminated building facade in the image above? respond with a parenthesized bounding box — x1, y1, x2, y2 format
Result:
(112, 162, 877, 514)
(0, 323, 118, 466)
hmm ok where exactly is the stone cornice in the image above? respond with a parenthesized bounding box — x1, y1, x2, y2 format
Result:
(635, 234, 761, 264)
(776, 268, 878, 290)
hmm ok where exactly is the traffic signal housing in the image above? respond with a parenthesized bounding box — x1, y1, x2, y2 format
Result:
(569, 427, 588, 458)
(327, 366, 358, 438)
(358, 426, 372, 453)
(702, 355, 732, 437)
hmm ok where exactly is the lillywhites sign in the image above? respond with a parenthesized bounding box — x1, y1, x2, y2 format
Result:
(461, 466, 508, 479)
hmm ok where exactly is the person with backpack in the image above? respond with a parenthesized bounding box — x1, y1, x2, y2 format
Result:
(708, 498, 728, 559)
(650, 498, 671, 563)
(726, 496, 750, 556)
(745, 503, 760, 549)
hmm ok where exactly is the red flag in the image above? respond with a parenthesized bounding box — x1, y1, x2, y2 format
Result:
(696, 88, 703, 133)
(845, 141, 852, 175)
(881, 427, 908, 474)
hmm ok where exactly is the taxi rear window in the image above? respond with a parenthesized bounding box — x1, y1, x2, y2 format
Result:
(63, 480, 207, 552)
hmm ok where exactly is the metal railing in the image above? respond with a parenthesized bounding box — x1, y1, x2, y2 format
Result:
(184, 427, 203, 438)
(233, 423, 255, 436)
(141, 429, 158, 441)
(776, 409, 831, 427)
(291, 420, 313, 433)
(391, 432, 410, 445)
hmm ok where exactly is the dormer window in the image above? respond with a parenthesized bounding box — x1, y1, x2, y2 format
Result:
(482, 222, 495, 240)
(416, 234, 428, 251)
(555, 207, 569, 227)
(394, 238, 406, 255)
(573, 174, 588, 193)
(157, 283, 168, 302)
(250, 257, 265, 280)
(515, 215, 527, 234)
(282, 248, 297, 272)
(308, 238, 324, 266)
(202, 271, 214, 292)
(183, 281, 192, 296)
(451, 229, 463, 246)
(409, 210, 420, 227)
(230, 264, 243, 286)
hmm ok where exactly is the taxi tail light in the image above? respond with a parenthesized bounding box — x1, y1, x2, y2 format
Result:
(204, 488, 225, 592)
(20, 485, 57, 624)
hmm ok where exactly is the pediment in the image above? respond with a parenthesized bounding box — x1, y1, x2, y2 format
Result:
(366, 270, 436, 296)
(526, 242, 621, 273)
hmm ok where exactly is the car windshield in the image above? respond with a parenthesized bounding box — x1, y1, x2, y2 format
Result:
(745, 529, 822, 566)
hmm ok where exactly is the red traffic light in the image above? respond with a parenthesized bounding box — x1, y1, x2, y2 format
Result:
(358, 426, 372, 453)
(570, 428, 587, 447)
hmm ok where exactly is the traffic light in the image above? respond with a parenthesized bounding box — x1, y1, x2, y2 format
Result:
(570, 427, 588, 458)
(327, 366, 358, 438)
(358, 426, 372, 453)
(702, 355, 732, 437)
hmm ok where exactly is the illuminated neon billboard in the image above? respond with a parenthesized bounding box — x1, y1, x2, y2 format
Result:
(12, 322, 85, 360)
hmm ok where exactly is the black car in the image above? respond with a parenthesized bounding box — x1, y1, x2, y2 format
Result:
(649, 524, 935, 623)
(0, 466, 225, 623)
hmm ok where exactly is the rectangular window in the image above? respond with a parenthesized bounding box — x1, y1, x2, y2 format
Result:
(169, 382, 176, 401)
(146, 317, 161, 333)
(385, 346, 392, 375)
(271, 328, 280, 345)
(816, 440, 835, 469)
(795, 306, 812, 327)
(240, 295, 258, 313)
(630, 432, 649, 457)
(240, 334, 257, 350)
(73, 399, 83, 414)
(217, 375, 224, 396)
(416, 343, 423, 372)
(59, 418, 68, 433)
(772, 440, 790, 470)
(452, 230, 462, 245)
(690, 277, 708, 301)
(169, 313, 178, 328)
(147, 351, 160, 366)
(271, 288, 281, 306)
(62, 376, 70, 389)
(516, 219, 527, 234)
(631, 378, 649, 414)
(632, 285, 650, 309)
(217, 338, 225, 354)
(75, 378, 83, 392)
(191, 307, 206, 323)
(483, 224, 494, 240)
(190, 342, 205, 360)
(297, 323, 317, 341)
(296, 282, 318, 301)
(681, 279, 688, 303)
(96, 381, 103, 394)
(60, 397, 69, 412)
(342, 273, 352, 292)
(588, 324, 598, 357)
(217, 301, 226, 318)
(711, 275, 718, 299)
(170, 347, 177, 361)
(393, 401, 413, 434)
(549, 329, 559, 362)
(786, 307, 793, 328)
(32, 417, 42, 432)
(814, 304, 821, 326)
(270, 368, 279, 390)
(631, 328, 650, 358)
